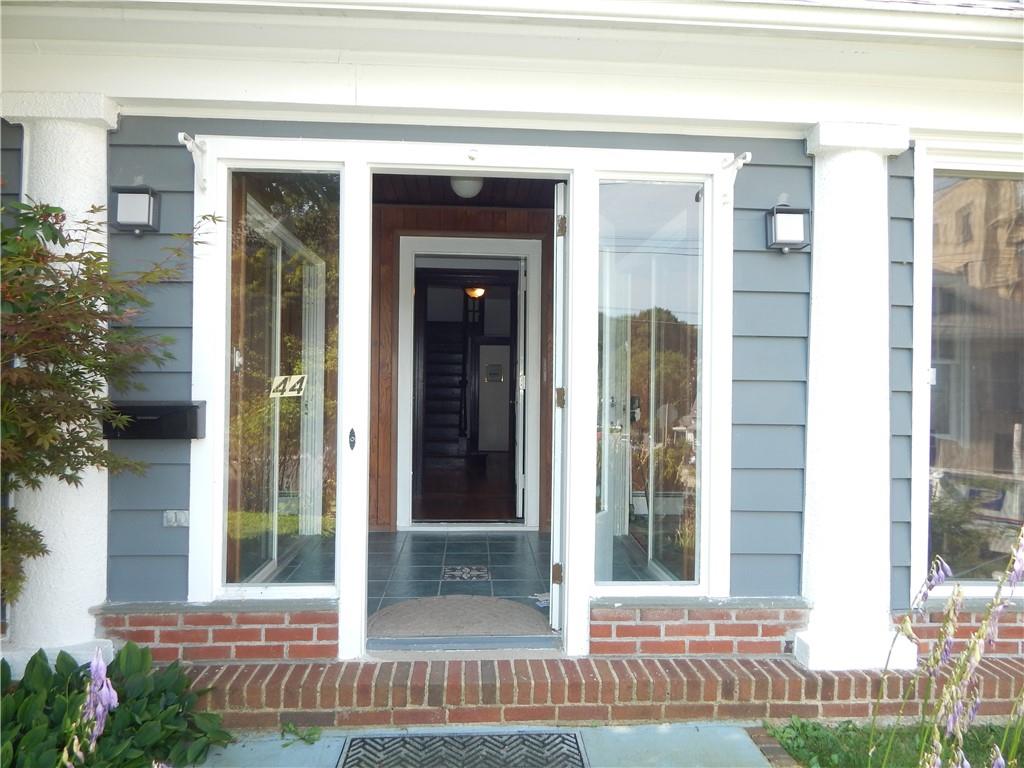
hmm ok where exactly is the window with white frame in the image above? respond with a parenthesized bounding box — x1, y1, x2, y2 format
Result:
(929, 173, 1024, 581)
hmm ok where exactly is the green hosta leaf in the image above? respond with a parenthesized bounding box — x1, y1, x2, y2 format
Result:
(186, 736, 210, 764)
(15, 691, 44, 729)
(167, 741, 189, 766)
(98, 735, 134, 761)
(13, 723, 49, 754)
(1, 691, 21, 725)
(119, 642, 143, 678)
(123, 671, 153, 700)
(29, 749, 58, 768)
(49, 694, 67, 725)
(19, 652, 51, 694)
(132, 718, 163, 748)
(53, 651, 80, 682)
(0, 740, 11, 768)
(192, 711, 223, 735)
(1, 660, 10, 693)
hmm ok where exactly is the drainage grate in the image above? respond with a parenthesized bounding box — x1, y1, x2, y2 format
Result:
(339, 731, 588, 768)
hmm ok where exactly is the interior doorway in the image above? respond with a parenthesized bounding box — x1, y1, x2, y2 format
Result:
(365, 172, 559, 645)
(369, 174, 556, 535)
(413, 267, 522, 523)
(396, 236, 543, 530)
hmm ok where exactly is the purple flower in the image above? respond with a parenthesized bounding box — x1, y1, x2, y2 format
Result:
(1009, 535, 1024, 587)
(941, 637, 954, 664)
(991, 745, 1006, 768)
(83, 648, 119, 747)
(987, 602, 1006, 647)
(938, 556, 953, 579)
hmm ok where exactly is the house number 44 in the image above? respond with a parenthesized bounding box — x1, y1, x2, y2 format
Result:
(269, 375, 307, 398)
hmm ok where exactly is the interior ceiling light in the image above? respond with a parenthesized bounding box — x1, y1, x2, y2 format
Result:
(464, 287, 486, 299)
(450, 176, 484, 199)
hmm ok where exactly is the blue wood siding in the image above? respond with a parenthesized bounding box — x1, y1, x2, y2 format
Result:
(1, 120, 23, 224)
(107, 117, 811, 601)
(729, 139, 810, 596)
(889, 148, 914, 610)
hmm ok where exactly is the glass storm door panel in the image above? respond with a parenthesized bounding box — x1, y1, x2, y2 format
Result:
(596, 180, 703, 583)
(226, 171, 339, 585)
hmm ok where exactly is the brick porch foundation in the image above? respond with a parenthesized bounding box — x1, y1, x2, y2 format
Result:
(189, 656, 1024, 731)
(902, 600, 1024, 658)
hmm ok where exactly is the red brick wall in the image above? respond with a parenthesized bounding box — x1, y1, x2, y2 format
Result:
(589, 606, 809, 656)
(898, 606, 1024, 658)
(190, 656, 1024, 731)
(99, 610, 337, 663)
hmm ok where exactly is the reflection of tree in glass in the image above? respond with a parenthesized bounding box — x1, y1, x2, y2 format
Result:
(599, 305, 699, 579)
(929, 474, 1019, 580)
(227, 173, 340, 551)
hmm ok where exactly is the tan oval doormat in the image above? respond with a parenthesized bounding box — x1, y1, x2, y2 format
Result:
(367, 595, 553, 637)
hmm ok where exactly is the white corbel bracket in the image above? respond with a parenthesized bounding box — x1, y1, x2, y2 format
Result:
(719, 152, 752, 206)
(723, 151, 753, 171)
(178, 132, 208, 192)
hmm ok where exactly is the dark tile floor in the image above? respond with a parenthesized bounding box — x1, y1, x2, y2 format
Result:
(273, 536, 336, 583)
(610, 534, 667, 581)
(367, 531, 551, 620)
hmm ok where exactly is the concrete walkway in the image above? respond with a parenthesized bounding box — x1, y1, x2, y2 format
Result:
(204, 723, 770, 767)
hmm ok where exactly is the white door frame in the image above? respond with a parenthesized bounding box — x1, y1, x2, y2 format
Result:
(397, 236, 543, 531)
(186, 136, 738, 659)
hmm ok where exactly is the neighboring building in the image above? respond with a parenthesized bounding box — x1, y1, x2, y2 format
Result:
(1, 0, 1022, 701)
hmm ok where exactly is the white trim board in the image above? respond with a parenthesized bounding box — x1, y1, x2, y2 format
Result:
(396, 236, 544, 531)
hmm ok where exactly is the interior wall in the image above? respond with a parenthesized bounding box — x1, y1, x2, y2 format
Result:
(370, 204, 554, 531)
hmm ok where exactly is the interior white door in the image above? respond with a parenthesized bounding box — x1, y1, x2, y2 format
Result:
(515, 258, 527, 520)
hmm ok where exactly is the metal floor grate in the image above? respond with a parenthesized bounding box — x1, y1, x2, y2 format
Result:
(339, 731, 589, 768)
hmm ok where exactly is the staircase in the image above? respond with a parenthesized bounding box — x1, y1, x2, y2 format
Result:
(422, 324, 467, 464)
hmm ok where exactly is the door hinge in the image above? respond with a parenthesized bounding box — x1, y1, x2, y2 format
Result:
(555, 387, 566, 408)
(556, 215, 567, 237)
(551, 562, 564, 585)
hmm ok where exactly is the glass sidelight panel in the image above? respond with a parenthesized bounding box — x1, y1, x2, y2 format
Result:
(226, 172, 339, 584)
(596, 180, 703, 583)
(929, 175, 1024, 580)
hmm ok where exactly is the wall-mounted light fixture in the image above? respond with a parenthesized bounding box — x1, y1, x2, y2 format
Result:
(110, 186, 160, 235)
(450, 177, 484, 199)
(765, 205, 810, 254)
(464, 287, 486, 299)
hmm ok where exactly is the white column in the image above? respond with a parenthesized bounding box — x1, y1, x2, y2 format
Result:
(1, 93, 119, 665)
(796, 122, 916, 671)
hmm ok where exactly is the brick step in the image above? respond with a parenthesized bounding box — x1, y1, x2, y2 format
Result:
(188, 656, 1024, 731)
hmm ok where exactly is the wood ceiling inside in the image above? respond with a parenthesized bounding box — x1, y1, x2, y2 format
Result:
(373, 174, 557, 209)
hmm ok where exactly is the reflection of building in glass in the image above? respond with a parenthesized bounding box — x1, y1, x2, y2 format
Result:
(930, 176, 1024, 579)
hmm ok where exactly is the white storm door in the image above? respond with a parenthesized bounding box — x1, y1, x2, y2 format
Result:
(515, 258, 528, 520)
(336, 159, 372, 658)
(549, 182, 569, 631)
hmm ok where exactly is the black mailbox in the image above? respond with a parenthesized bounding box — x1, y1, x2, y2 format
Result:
(103, 402, 205, 440)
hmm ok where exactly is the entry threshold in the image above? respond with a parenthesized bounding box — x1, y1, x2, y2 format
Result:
(367, 634, 561, 652)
